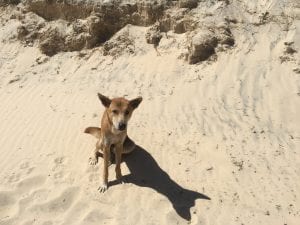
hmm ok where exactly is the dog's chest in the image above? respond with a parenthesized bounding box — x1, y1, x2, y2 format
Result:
(101, 133, 126, 146)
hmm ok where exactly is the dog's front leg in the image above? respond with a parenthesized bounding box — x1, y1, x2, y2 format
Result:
(98, 145, 110, 193)
(115, 143, 123, 182)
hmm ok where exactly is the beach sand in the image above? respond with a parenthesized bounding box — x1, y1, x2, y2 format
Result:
(0, 1, 300, 224)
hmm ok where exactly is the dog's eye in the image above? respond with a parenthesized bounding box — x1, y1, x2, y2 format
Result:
(125, 110, 129, 115)
(112, 110, 118, 114)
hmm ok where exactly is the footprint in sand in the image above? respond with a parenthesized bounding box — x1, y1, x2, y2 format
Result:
(4, 161, 35, 185)
(53, 171, 64, 179)
(54, 157, 65, 165)
(25, 167, 35, 175)
(7, 173, 21, 183)
(51, 156, 69, 181)
(19, 161, 29, 169)
(52, 156, 67, 171)
(19, 161, 35, 176)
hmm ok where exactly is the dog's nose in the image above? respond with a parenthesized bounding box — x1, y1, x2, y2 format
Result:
(118, 123, 126, 131)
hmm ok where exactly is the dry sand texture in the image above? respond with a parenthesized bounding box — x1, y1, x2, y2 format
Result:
(0, 0, 300, 224)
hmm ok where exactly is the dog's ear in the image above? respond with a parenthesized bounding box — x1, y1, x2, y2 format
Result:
(130, 97, 143, 109)
(97, 93, 111, 108)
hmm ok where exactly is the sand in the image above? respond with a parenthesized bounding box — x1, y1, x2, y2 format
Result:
(0, 1, 300, 225)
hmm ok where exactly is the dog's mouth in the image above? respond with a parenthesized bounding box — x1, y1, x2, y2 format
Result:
(112, 122, 127, 132)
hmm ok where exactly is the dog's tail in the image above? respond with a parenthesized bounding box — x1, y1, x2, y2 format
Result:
(84, 127, 101, 139)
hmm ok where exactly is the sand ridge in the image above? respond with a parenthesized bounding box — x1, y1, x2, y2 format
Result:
(1, 0, 300, 224)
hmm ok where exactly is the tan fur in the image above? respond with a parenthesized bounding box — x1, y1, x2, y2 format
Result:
(84, 127, 101, 139)
(85, 127, 136, 154)
(84, 93, 142, 192)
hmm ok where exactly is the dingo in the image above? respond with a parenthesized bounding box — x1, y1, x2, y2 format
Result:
(84, 93, 142, 192)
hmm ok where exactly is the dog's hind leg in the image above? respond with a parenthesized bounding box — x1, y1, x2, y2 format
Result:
(89, 138, 102, 165)
(85, 127, 102, 165)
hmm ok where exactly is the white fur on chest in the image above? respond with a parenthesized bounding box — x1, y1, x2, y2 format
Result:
(100, 132, 126, 147)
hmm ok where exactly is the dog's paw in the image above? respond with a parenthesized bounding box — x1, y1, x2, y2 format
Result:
(89, 157, 98, 165)
(116, 174, 126, 184)
(120, 176, 128, 184)
(98, 183, 108, 193)
(119, 179, 125, 185)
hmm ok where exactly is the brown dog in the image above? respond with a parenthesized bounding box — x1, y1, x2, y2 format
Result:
(84, 93, 142, 192)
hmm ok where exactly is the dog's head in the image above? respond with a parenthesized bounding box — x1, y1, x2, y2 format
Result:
(98, 93, 142, 133)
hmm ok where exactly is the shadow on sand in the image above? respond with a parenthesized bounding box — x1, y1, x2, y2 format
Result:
(106, 145, 210, 220)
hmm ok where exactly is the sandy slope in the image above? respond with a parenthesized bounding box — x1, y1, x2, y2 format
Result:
(1, 2, 300, 225)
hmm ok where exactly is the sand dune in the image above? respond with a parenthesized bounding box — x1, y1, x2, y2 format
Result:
(1, 1, 300, 225)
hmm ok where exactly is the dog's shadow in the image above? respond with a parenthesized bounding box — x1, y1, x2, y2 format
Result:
(104, 145, 210, 220)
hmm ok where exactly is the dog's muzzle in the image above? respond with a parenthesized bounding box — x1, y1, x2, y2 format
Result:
(118, 122, 127, 131)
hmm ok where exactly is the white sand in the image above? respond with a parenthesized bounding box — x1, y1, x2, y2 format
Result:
(0, 2, 300, 225)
